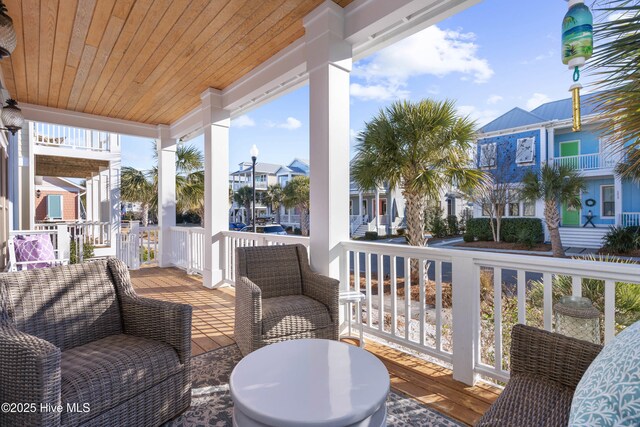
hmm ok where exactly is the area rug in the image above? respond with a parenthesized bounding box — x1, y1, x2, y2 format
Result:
(167, 344, 464, 427)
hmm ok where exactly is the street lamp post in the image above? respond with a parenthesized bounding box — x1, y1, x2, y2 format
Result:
(250, 144, 259, 233)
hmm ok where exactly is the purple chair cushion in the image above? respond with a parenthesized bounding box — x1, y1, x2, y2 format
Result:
(13, 234, 56, 269)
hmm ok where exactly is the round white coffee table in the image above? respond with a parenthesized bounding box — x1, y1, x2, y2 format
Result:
(230, 339, 389, 427)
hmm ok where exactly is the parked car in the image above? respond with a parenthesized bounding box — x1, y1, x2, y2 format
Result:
(229, 222, 246, 231)
(240, 224, 288, 235)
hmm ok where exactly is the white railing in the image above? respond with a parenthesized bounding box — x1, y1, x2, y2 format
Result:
(32, 122, 111, 151)
(350, 215, 363, 235)
(116, 224, 159, 269)
(171, 226, 206, 274)
(551, 152, 616, 170)
(622, 212, 640, 227)
(231, 181, 268, 191)
(222, 231, 309, 284)
(7, 226, 70, 271)
(339, 241, 640, 384)
(35, 221, 111, 246)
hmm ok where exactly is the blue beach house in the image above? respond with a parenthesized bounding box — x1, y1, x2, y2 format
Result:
(475, 93, 640, 248)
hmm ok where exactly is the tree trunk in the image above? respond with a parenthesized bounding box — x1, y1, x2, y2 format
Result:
(489, 216, 498, 242)
(244, 201, 251, 224)
(274, 203, 281, 224)
(496, 216, 501, 242)
(300, 207, 309, 236)
(403, 190, 426, 247)
(141, 204, 149, 227)
(544, 199, 565, 257)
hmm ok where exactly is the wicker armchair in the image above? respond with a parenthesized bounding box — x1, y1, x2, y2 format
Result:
(234, 244, 339, 356)
(0, 259, 192, 427)
(476, 324, 602, 427)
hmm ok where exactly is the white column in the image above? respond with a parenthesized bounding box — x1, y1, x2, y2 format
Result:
(85, 177, 93, 222)
(451, 254, 479, 385)
(108, 160, 120, 248)
(615, 175, 622, 226)
(202, 89, 230, 288)
(7, 132, 18, 230)
(98, 167, 109, 222)
(539, 127, 547, 167)
(358, 192, 363, 217)
(547, 127, 554, 165)
(92, 174, 100, 225)
(157, 125, 176, 267)
(375, 189, 380, 231)
(305, 2, 352, 278)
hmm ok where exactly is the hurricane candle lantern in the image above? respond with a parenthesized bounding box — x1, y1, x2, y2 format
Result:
(554, 296, 601, 344)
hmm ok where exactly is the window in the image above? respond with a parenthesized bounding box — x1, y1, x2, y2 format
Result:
(349, 200, 353, 215)
(47, 195, 63, 220)
(516, 137, 535, 164)
(523, 201, 536, 217)
(509, 203, 520, 217)
(479, 143, 496, 168)
(447, 198, 455, 216)
(482, 204, 491, 217)
(602, 185, 615, 217)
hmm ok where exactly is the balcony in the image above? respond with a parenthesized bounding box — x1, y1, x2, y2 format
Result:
(550, 152, 616, 171)
(31, 122, 114, 152)
(129, 265, 501, 425)
(230, 181, 268, 191)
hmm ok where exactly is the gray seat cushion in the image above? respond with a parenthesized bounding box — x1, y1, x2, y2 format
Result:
(262, 295, 331, 339)
(476, 374, 575, 427)
(60, 334, 181, 426)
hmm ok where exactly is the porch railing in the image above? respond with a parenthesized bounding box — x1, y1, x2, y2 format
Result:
(116, 225, 159, 269)
(32, 122, 111, 151)
(622, 212, 640, 227)
(35, 221, 111, 246)
(171, 226, 206, 274)
(551, 152, 616, 170)
(339, 241, 639, 383)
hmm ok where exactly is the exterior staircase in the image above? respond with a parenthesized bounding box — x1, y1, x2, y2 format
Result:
(559, 227, 609, 249)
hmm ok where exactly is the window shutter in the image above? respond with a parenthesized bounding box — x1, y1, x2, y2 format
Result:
(516, 138, 535, 163)
(47, 195, 62, 219)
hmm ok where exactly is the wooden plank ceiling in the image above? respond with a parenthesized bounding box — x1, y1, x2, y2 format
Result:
(1, 0, 352, 126)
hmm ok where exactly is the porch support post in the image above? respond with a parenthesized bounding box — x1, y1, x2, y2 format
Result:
(157, 125, 176, 267)
(7, 132, 18, 230)
(202, 89, 230, 288)
(614, 175, 622, 226)
(358, 192, 363, 217)
(375, 189, 380, 231)
(92, 174, 100, 223)
(305, 2, 352, 278)
(108, 160, 120, 248)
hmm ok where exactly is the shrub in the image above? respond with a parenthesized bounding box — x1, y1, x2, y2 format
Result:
(516, 229, 536, 249)
(463, 233, 474, 243)
(426, 206, 448, 238)
(602, 226, 640, 254)
(364, 231, 378, 240)
(466, 217, 543, 244)
(396, 228, 405, 236)
(446, 215, 459, 235)
(294, 227, 302, 235)
(69, 240, 95, 264)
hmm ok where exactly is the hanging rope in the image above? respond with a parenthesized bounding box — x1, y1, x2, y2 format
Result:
(573, 66, 580, 82)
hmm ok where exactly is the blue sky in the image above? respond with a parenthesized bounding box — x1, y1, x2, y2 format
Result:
(121, 0, 602, 172)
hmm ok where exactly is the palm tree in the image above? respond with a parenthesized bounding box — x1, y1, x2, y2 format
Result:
(590, 1, 640, 178)
(120, 143, 205, 225)
(264, 184, 285, 224)
(351, 99, 483, 247)
(520, 164, 586, 257)
(121, 166, 154, 226)
(234, 186, 254, 224)
(283, 176, 310, 235)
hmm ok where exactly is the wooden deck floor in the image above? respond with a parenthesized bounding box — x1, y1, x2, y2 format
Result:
(130, 267, 500, 426)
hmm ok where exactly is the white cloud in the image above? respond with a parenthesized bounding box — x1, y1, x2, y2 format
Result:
(520, 50, 555, 65)
(458, 105, 500, 127)
(351, 25, 493, 101)
(526, 93, 551, 110)
(231, 114, 255, 128)
(350, 83, 409, 102)
(487, 95, 503, 105)
(265, 117, 302, 130)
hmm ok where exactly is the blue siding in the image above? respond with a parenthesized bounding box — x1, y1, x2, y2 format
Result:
(554, 129, 601, 157)
(581, 177, 615, 225)
(477, 129, 541, 183)
(622, 180, 640, 213)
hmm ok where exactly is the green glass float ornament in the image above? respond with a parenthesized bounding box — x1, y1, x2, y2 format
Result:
(562, 0, 593, 132)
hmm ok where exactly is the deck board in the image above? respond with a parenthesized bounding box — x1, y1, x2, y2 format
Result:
(130, 267, 500, 426)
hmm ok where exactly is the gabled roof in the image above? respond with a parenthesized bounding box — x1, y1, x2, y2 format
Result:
(231, 162, 282, 175)
(530, 91, 601, 122)
(479, 92, 605, 134)
(480, 108, 546, 134)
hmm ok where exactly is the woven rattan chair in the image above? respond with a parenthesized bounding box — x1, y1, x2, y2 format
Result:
(0, 259, 192, 427)
(476, 324, 602, 427)
(234, 244, 339, 356)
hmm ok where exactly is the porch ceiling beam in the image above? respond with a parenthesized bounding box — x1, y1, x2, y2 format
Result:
(21, 103, 158, 139)
(168, 0, 479, 138)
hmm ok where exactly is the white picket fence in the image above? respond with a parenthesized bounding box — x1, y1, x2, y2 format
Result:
(116, 224, 159, 270)
(35, 221, 111, 246)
